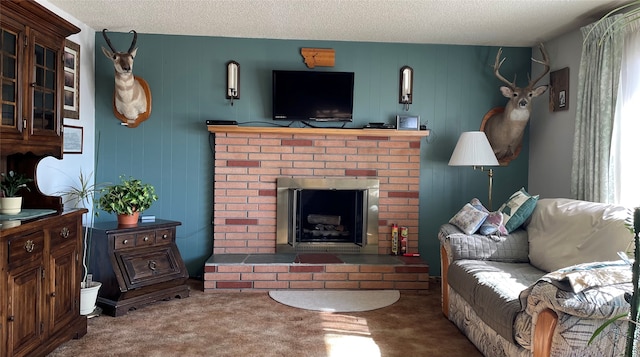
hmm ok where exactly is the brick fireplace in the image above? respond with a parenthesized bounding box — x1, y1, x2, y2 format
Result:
(204, 126, 429, 292)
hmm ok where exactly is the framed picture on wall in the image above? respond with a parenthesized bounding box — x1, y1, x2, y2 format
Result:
(549, 67, 569, 112)
(63, 125, 83, 154)
(63, 39, 80, 119)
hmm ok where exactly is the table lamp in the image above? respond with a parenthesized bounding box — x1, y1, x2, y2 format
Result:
(448, 131, 500, 210)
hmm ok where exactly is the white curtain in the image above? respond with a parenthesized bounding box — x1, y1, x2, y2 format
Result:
(572, 16, 624, 203)
(613, 21, 640, 208)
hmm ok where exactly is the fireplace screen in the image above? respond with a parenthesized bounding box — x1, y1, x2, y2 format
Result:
(277, 178, 379, 254)
(294, 189, 364, 245)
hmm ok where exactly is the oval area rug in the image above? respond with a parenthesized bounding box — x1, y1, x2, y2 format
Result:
(268, 290, 400, 312)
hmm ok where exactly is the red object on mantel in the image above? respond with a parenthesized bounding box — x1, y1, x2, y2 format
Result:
(403, 253, 420, 257)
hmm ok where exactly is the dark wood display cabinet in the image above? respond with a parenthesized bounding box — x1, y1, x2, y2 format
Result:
(0, 1, 85, 356)
(1, 209, 87, 357)
(88, 219, 190, 317)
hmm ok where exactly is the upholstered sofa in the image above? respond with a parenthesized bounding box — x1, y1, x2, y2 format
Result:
(440, 196, 634, 357)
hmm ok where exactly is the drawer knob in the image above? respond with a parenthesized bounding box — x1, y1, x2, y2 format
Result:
(8, 316, 14, 322)
(60, 227, 70, 239)
(162, 234, 168, 239)
(143, 236, 149, 242)
(51, 292, 56, 297)
(122, 239, 129, 245)
(24, 240, 35, 253)
(148, 260, 157, 271)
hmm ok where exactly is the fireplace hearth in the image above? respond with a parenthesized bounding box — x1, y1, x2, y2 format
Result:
(277, 177, 379, 254)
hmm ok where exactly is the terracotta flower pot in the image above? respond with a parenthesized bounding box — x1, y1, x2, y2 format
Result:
(117, 211, 140, 226)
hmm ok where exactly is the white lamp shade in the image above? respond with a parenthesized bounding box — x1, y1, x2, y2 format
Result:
(448, 131, 499, 166)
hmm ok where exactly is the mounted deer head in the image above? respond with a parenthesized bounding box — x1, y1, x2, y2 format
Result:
(481, 44, 550, 164)
(101, 29, 152, 128)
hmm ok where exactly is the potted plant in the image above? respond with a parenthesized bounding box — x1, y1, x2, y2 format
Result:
(57, 170, 105, 316)
(97, 175, 157, 226)
(0, 170, 33, 215)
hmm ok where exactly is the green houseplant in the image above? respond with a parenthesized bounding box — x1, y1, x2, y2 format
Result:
(0, 170, 33, 215)
(97, 175, 158, 225)
(57, 170, 105, 315)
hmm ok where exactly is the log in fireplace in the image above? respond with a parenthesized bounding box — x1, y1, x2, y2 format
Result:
(276, 177, 379, 254)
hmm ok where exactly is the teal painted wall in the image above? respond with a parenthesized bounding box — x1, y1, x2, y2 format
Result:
(94, 33, 533, 277)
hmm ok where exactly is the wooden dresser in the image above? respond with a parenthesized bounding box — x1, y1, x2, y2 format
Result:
(0, 1, 84, 356)
(0, 210, 87, 357)
(88, 219, 190, 316)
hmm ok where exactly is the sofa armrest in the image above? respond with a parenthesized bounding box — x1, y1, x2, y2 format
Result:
(522, 274, 631, 356)
(441, 245, 450, 318)
(438, 223, 529, 263)
(533, 309, 557, 357)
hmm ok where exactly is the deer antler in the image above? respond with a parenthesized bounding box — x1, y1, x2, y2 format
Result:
(528, 43, 550, 88)
(493, 48, 516, 89)
(127, 30, 138, 54)
(102, 29, 117, 53)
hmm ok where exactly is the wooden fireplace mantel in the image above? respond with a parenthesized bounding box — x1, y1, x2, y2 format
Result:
(206, 125, 430, 137)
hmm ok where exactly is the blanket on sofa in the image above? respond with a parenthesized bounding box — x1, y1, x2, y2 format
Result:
(536, 260, 631, 293)
(519, 260, 632, 320)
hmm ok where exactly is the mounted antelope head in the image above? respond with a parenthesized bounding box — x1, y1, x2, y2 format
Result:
(101, 29, 152, 128)
(481, 44, 550, 164)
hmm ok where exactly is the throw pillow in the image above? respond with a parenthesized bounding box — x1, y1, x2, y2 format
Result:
(478, 211, 507, 235)
(470, 197, 487, 212)
(470, 198, 508, 236)
(499, 188, 539, 233)
(449, 203, 489, 235)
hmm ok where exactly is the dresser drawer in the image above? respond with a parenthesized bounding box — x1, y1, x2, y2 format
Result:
(113, 230, 157, 250)
(136, 230, 155, 247)
(50, 216, 78, 248)
(115, 245, 187, 290)
(154, 228, 173, 245)
(113, 233, 137, 250)
(8, 231, 44, 268)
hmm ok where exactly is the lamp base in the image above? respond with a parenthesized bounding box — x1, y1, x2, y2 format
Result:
(473, 166, 494, 211)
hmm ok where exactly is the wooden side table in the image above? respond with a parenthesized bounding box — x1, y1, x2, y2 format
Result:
(88, 219, 190, 316)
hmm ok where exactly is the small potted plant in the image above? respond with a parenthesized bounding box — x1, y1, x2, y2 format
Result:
(97, 175, 158, 225)
(0, 170, 33, 215)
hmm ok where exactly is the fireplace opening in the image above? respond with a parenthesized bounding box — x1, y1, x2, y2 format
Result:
(277, 177, 379, 254)
(296, 189, 364, 245)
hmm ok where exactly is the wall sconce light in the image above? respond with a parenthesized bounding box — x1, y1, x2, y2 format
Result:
(226, 61, 240, 106)
(399, 66, 413, 111)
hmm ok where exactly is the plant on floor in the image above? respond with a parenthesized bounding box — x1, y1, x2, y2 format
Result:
(56, 170, 105, 285)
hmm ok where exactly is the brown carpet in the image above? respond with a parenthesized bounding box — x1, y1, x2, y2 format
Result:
(48, 279, 481, 357)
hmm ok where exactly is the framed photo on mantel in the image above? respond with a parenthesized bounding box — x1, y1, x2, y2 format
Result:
(396, 115, 420, 130)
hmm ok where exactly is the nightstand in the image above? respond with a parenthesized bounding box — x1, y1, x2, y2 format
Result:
(88, 219, 189, 316)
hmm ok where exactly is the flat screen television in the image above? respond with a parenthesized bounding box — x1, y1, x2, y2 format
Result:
(272, 70, 354, 122)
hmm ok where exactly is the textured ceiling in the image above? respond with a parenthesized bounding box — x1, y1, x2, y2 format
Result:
(47, 0, 626, 46)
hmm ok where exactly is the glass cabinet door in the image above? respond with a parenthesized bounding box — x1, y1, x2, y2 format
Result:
(29, 29, 61, 139)
(0, 24, 23, 138)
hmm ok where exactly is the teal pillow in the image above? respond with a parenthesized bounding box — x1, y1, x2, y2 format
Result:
(499, 188, 539, 232)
